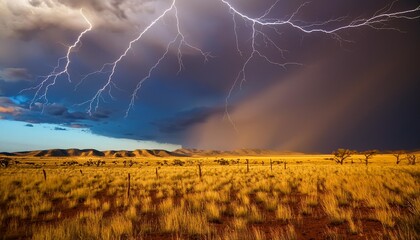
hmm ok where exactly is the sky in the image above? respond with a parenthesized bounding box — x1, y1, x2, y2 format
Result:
(0, 0, 419, 152)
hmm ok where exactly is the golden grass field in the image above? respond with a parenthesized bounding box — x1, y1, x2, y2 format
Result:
(0, 153, 419, 239)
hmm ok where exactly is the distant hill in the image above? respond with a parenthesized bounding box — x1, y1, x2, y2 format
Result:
(173, 148, 303, 157)
(0, 148, 303, 158)
(0, 148, 189, 158)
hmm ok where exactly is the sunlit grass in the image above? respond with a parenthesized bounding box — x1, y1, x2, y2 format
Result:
(0, 154, 418, 239)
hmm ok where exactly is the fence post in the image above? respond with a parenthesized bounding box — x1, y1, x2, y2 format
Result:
(155, 167, 159, 179)
(127, 173, 131, 198)
(284, 162, 287, 170)
(270, 159, 273, 173)
(198, 164, 202, 180)
(246, 159, 249, 173)
(42, 169, 47, 181)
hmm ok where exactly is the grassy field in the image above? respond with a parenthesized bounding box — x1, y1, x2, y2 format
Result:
(0, 154, 419, 239)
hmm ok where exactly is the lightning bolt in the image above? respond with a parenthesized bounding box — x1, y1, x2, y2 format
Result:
(20, 0, 420, 131)
(125, 4, 211, 117)
(20, 9, 92, 108)
(220, 0, 420, 130)
(81, 0, 211, 116)
(80, 0, 176, 115)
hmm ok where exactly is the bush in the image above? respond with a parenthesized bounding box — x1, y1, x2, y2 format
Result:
(172, 159, 185, 166)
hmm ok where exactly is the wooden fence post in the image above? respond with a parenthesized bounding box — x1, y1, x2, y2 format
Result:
(270, 159, 273, 173)
(155, 167, 159, 179)
(246, 159, 249, 173)
(42, 169, 47, 181)
(198, 164, 202, 180)
(284, 162, 287, 170)
(127, 173, 131, 198)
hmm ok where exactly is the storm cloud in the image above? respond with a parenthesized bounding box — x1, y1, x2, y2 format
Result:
(0, 0, 171, 39)
(153, 107, 224, 134)
(0, 0, 419, 152)
(0, 68, 32, 82)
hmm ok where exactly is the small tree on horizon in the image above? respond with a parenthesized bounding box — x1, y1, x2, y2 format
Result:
(362, 150, 378, 166)
(392, 151, 405, 164)
(332, 148, 354, 165)
(407, 154, 417, 165)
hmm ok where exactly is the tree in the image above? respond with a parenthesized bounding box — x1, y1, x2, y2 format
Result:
(332, 149, 354, 165)
(407, 154, 417, 165)
(361, 150, 378, 166)
(392, 151, 405, 164)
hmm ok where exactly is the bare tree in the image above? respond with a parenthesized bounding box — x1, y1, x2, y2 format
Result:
(407, 154, 417, 165)
(333, 149, 354, 165)
(392, 151, 405, 164)
(361, 150, 378, 166)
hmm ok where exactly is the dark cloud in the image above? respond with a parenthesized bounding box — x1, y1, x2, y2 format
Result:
(91, 110, 111, 119)
(153, 107, 224, 134)
(63, 111, 88, 120)
(28, 1, 42, 7)
(25, 123, 34, 127)
(0, 97, 15, 105)
(124, 133, 156, 141)
(0, 97, 100, 132)
(0, 97, 22, 115)
(61, 108, 106, 121)
(44, 103, 67, 116)
(0, 68, 32, 82)
(54, 127, 67, 131)
(30, 103, 108, 121)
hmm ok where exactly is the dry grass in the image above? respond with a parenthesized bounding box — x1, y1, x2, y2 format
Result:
(0, 153, 418, 239)
(161, 206, 210, 235)
(275, 204, 293, 221)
